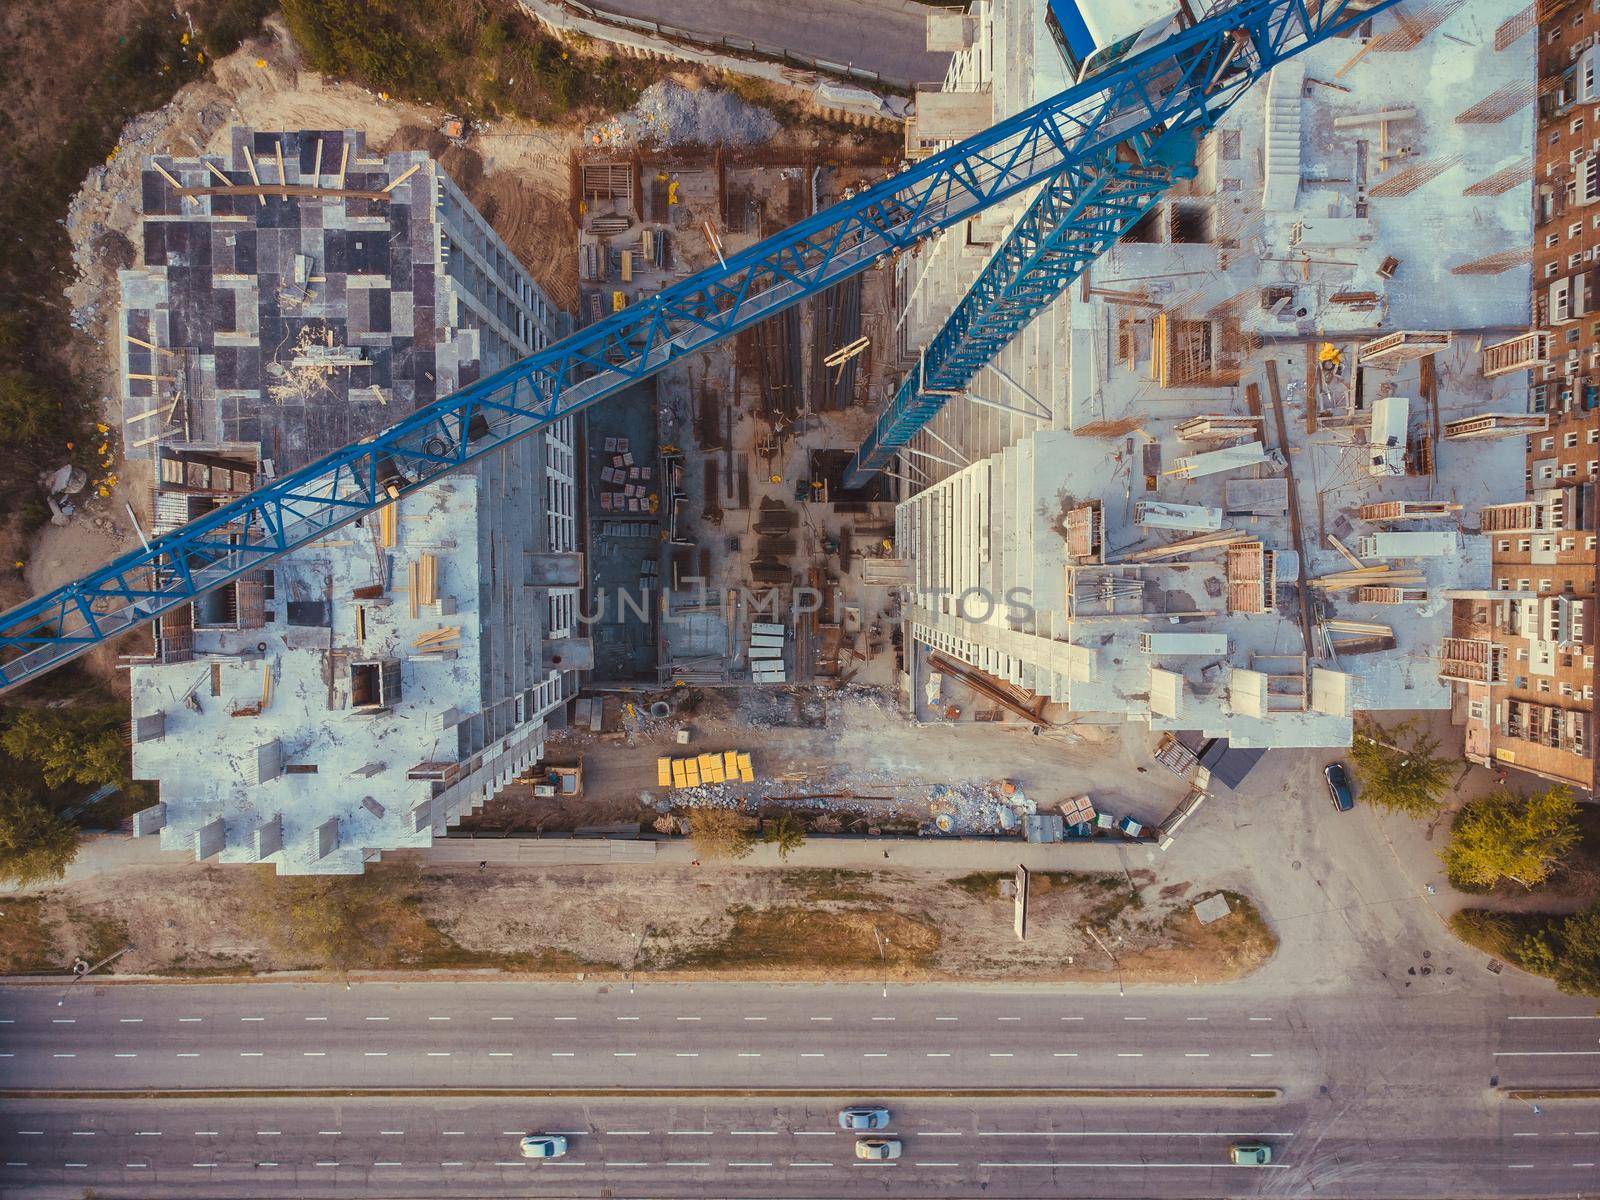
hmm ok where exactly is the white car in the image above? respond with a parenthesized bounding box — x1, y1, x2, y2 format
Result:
(519, 1134, 568, 1159)
(855, 1137, 903, 1160)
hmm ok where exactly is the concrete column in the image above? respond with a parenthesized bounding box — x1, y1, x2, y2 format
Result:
(195, 817, 226, 861)
(131, 803, 166, 837)
(253, 813, 284, 861)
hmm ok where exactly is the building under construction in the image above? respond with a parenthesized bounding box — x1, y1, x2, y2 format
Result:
(120, 130, 585, 873)
(890, 0, 1535, 747)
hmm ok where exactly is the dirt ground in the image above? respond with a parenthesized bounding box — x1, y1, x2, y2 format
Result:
(463, 686, 1186, 837)
(0, 858, 1273, 985)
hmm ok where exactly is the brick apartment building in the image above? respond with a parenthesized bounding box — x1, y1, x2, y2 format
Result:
(1444, 0, 1600, 792)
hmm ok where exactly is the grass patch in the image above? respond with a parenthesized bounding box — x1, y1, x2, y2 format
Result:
(666, 906, 939, 973)
(783, 868, 892, 904)
(0, 896, 63, 974)
(282, 0, 650, 123)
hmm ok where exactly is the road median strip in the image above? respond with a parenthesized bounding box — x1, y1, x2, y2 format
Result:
(0, 1086, 1282, 1102)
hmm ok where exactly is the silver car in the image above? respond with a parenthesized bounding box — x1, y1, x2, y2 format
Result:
(838, 1106, 891, 1131)
(855, 1136, 903, 1160)
(519, 1134, 568, 1159)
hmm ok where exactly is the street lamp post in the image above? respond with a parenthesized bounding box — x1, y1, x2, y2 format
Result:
(1082, 925, 1124, 998)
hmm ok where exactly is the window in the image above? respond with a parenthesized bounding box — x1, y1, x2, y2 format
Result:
(1568, 431, 1581, 447)
(1564, 537, 1577, 551)
(1562, 682, 1574, 697)
(1588, 656, 1596, 669)
(1517, 646, 1529, 660)
(1565, 462, 1580, 476)
(1541, 577, 1555, 591)
(1589, 536, 1598, 550)
(1550, 232, 1564, 247)
(1520, 538, 1533, 551)
(1588, 428, 1600, 443)
(1539, 678, 1552, 693)
(1544, 435, 1557, 450)
(1591, 459, 1600, 475)
(1570, 221, 1583, 238)
(1499, 539, 1512, 552)
(1547, 261, 1561, 279)
(1520, 578, 1532, 590)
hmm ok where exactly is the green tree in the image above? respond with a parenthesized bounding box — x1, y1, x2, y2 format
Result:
(687, 807, 754, 860)
(0, 787, 78, 886)
(762, 813, 806, 861)
(1441, 786, 1581, 890)
(1552, 904, 1600, 997)
(1349, 719, 1453, 818)
(0, 706, 128, 790)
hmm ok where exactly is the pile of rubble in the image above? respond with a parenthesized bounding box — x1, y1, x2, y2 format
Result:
(585, 81, 779, 149)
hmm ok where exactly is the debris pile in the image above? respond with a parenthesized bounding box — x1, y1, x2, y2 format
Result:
(585, 81, 779, 149)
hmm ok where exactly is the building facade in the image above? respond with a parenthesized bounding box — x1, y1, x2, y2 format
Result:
(121, 129, 586, 872)
(1448, 0, 1600, 793)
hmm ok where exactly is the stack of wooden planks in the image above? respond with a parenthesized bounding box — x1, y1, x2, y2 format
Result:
(1308, 563, 1425, 590)
(412, 625, 460, 655)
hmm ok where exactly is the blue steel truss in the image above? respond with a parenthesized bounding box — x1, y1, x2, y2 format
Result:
(0, 0, 1399, 694)
(849, 0, 1400, 485)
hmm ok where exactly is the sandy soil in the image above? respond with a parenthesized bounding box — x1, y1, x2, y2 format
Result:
(2, 858, 1273, 985)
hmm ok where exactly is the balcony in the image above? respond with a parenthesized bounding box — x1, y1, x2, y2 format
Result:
(1439, 637, 1506, 685)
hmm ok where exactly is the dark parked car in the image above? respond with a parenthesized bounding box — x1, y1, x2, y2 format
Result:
(1324, 762, 1355, 812)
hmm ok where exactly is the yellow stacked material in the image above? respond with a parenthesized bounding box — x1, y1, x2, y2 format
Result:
(657, 757, 672, 787)
(379, 502, 398, 548)
(722, 751, 739, 777)
(699, 752, 725, 784)
(685, 759, 701, 787)
(737, 752, 754, 783)
(417, 553, 438, 606)
(671, 760, 688, 788)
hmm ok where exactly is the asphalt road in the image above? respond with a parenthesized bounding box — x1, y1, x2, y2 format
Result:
(582, 0, 951, 86)
(3, 981, 1599, 1197)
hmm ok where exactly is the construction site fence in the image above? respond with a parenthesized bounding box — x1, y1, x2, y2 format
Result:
(559, 0, 908, 89)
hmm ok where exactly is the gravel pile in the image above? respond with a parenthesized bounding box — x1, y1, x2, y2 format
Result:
(586, 81, 779, 149)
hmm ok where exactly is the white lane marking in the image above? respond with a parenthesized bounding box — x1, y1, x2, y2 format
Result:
(1186, 1053, 1211, 1058)
(794, 1131, 837, 1137)
(853, 1161, 898, 1167)
(114, 1053, 137, 1058)
(196, 1132, 219, 1137)
(442, 1131, 465, 1136)
(1186, 1016, 1209, 1022)
(1494, 1051, 1600, 1057)
(616, 1017, 640, 1022)
(491, 1016, 514, 1021)
(676, 1016, 700, 1021)
(666, 1160, 711, 1167)
(303, 1052, 326, 1057)
(1508, 1015, 1600, 1020)
(791, 1160, 834, 1167)
(52, 1053, 75, 1058)
(1576, 1131, 1600, 1136)
(1061, 1016, 1085, 1022)
(872, 1016, 896, 1022)
(1250, 1053, 1274, 1058)
(135, 1131, 161, 1137)
(427, 1052, 451, 1057)
(193, 1162, 217, 1168)
(364, 1052, 387, 1057)
(1575, 1161, 1598, 1167)
(51, 1019, 75, 1024)
(429, 1016, 450, 1022)
(1123, 1017, 1147, 1022)
(552, 1052, 575, 1058)
(729, 1161, 774, 1166)
(676, 1052, 699, 1058)
(4, 1161, 24, 1167)
(916, 1161, 960, 1166)
(731, 1130, 778, 1136)
(176, 1052, 199, 1058)
(1513, 1133, 1539, 1138)
(119, 1018, 143, 1024)
(239, 1052, 263, 1057)
(980, 1161, 1288, 1169)
(989, 1052, 1013, 1058)
(997, 1016, 1022, 1022)
(70, 1132, 95, 1137)
(305, 1016, 327, 1022)
(493, 1161, 527, 1167)
(810, 1017, 833, 1022)
(16, 1131, 44, 1136)
(738, 1052, 761, 1058)
(441, 1160, 464, 1167)
(380, 1131, 405, 1136)
(863, 1052, 888, 1058)
(614, 1052, 638, 1057)
(744, 1016, 767, 1022)
(927, 1052, 951, 1057)
(178, 1017, 202, 1023)
(1507, 1164, 1535, 1169)
(375, 1161, 401, 1167)
(126, 1163, 148, 1169)
(489, 1052, 514, 1057)
(608, 1161, 649, 1166)
(1117, 1053, 1144, 1058)
(801, 1052, 825, 1057)
(315, 1160, 339, 1167)
(257, 1162, 278, 1167)
(552, 1016, 578, 1022)
(318, 1131, 342, 1136)
(918, 1132, 963, 1138)
(668, 1131, 714, 1137)
(240, 1016, 264, 1022)
(1249, 1016, 1273, 1022)
(606, 1130, 650, 1136)
(365, 1016, 389, 1022)
(64, 1163, 87, 1169)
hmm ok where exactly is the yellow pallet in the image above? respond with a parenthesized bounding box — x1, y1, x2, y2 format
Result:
(671, 761, 688, 788)
(737, 752, 754, 783)
(657, 757, 673, 787)
(723, 750, 739, 777)
(685, 761, 701, 787)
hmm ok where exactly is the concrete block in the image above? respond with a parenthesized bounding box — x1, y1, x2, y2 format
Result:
(132, 803, 167, 837)
(253, 813, 284, 860)
(195, 816, 226, 861)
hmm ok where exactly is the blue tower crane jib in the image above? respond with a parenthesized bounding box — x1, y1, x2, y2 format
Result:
(848, 0, 1403, 487)
(0, 0, 1401, 695)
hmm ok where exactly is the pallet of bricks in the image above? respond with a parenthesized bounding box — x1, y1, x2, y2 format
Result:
(598, 437, 655, 514)
(657, 751, 756, 789)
